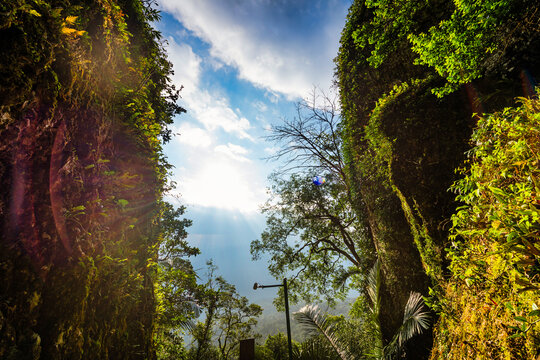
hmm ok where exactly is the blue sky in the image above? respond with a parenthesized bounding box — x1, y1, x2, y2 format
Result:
(156, 0, 351, 301)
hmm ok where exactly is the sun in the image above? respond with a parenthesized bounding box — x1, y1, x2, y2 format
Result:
(175, 157, 264, 213)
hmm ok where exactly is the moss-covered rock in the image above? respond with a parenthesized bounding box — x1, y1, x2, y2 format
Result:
(0, 0, 181, 358)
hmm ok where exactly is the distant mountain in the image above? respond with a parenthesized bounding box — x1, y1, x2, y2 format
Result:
(252, 297, 355, 343)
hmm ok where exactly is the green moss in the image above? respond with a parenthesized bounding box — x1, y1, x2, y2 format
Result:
(0, 0, 182, 358)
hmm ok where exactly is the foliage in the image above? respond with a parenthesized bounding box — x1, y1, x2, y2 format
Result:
(254, 331, 344, 360)
(252, 172, 374, 306)
(293, 335, 342, 360)
(450, 98, 540, 280)
(430, 97, 540, 359)
(187, 263, 262, 360)
(385, 292, 431, 358)
(294, 305, 354, 360)
(349, 0, 540, 96)
(365, 260, 430, 359)
(155, 330, 188, 360)
(350, 0, 448, 69)
(252, 89, 375, 306)
(365, 260, 384, 358)
(409, 0, 540, 96)
(214, 281, 262, 360)
(155, 202, 200, 359)
(259, 333, 295, 360)
(295, 259, 430, 360)
(0, 0, 190, 358)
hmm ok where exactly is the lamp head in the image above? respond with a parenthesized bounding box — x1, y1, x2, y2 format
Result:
(253, 282, 259, 290)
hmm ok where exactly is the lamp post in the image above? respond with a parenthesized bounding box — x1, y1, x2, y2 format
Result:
(253, 278, 293, 360)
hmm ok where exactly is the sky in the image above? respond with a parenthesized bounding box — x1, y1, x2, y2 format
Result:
(155, 0, 351, 302)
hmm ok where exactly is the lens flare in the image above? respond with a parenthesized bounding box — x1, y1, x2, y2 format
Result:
(6, 104, 160, 277)
(520, 69, 537, 97)
(312, 176, 325, 186)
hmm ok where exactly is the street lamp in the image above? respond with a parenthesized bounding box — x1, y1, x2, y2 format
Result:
(253, 278, 293, 360)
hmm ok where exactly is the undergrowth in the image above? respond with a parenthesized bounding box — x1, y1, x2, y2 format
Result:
(430, 97, 540, 359)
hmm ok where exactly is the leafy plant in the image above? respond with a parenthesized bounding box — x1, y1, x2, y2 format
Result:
(430, 97, 540, 359)
(295, 260, 430, 360)
(294, 305, 355, 360)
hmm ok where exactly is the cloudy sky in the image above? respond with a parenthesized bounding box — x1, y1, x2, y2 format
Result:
(156, 0, 350, 300)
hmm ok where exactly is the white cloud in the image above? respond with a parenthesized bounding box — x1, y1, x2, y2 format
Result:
(207, 57, 225, 71)
(215, 143, 251, 163)
(158, 0, 348, 99)
(165, 37, 201, 96)
(263, 146, 279, 155)
(173, 123, 212, 148)
(189, 91, 254, 140)
(165, 37, 254, 140)
(252, 100, 268, 113)
(264, 90, 281, 104)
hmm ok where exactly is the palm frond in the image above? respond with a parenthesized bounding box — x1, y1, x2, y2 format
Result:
(178, 301, 201, 331)
(295, 336, 342, 360)
(365, 260, 384, 358)
(335, 266, 363, 289)
(366, 260, 381, 317)
(385, 292, 430, 357)
(294, 305, 354, 360)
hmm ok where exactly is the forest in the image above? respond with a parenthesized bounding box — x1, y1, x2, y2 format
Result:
(0, 0, 539, 359)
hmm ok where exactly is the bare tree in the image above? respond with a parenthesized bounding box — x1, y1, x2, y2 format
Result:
(265, 87, 346, 180)
(251, 88, 376, 305)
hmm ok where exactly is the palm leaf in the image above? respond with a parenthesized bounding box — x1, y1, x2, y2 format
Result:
(294, 305, 354, 360)
(334, 266, 363, 290)
(177, 300, 201, 331)
(366, 260, 384, 358)
(295, 336, 342, 360)
(366, 260, 381, 317)
(385, 292, 430, 357)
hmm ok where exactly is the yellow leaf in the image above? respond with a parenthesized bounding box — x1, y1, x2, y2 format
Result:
(61, 27, 77, 34)
(29, 292, 40, 311)
(492, 220, 501, 229)
(65, 15, 77, 24)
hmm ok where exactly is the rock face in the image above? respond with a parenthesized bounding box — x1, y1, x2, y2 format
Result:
(336, 1, 540, 359)
(0, 1, 179, 358)
(2, 102, 157, 359)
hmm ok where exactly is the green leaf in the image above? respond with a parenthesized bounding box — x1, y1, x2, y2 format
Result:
(117, 199, 129, 207)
